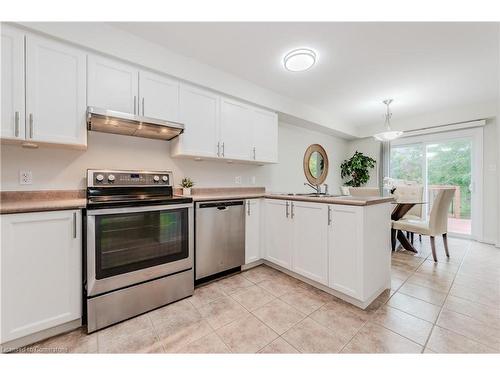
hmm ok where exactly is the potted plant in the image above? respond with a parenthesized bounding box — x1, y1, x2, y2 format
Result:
(340, 151, 376, 193)
(180, 177, 194, 196)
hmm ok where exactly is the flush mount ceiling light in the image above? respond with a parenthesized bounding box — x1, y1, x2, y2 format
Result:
(373, 99, 403, 142)
(283, 48, 317, 72)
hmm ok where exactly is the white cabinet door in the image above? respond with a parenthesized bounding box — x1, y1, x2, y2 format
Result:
(139, 71, 179, 121)
(263, 199, 292, 269)
(87, 55, 139, 114)
(245, 199, 261, 264)
(1, 25, 25, 140)
(220, 97, 253, 160)
(328, 205, 362, 299)
(291, 202, 329, 285)
(174, 84, 220, 158)
(0, 210, 82, 343)
(25, 34, 87, 146)
(252, 108, 278, 163)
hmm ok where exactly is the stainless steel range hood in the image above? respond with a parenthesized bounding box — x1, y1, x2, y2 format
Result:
(87, 107, 184, 141)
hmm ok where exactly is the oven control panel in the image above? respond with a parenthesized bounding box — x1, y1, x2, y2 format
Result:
(87, 170, 172, 187)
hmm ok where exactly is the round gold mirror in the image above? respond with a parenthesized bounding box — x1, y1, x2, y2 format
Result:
(303, 144, 329, 185)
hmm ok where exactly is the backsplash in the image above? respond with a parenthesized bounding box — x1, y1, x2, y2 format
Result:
(0, 122, 348, 193)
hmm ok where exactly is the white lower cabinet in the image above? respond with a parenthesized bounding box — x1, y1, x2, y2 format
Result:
(328, 203, 392, 303)
(0, 210, 82, 344)
(291, 201, 329, 285)
(328, 205, 363, 299)
(263, 199, 328, 284)
(244, 199, 261, 264)
(263, 199, 293, 269)
(261, 199, 391, 307)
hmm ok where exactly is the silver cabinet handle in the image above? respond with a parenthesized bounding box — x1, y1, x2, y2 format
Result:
(14, 111, 20, 137)
(217, 142, 220, 157)
(29, 113, 34, 138)
(291, 202, 295, 219)
(222, 142, 225, 157)
(73, 212, 77, 238)
(253, 147, 256, 160)
(133, 96, 137, 114)
(247, 200, 251, 216)
(285, 201, 289, 218)
(328, 206, 332, 226)
(142, 97, 145, 116)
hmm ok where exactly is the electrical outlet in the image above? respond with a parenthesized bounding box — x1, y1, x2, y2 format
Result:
(235, 176, 242, 185)
(20, 170, 32, 185)
(250, 176, 256, 185)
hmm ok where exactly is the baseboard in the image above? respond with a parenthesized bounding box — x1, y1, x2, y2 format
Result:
(1, 318, 82, 353)
(241, 259, 264, 271)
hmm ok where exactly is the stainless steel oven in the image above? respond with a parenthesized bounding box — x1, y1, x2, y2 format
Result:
(84, 170, 194, 332)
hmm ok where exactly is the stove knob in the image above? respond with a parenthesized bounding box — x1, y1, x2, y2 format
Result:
(162, 175, 169, 182)
(95, 174, 104, 182)
(108, 174, 115, 182)
(153, 175, 160, 182)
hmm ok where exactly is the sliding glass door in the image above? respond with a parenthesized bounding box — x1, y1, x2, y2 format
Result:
(390, 128, 483, 238)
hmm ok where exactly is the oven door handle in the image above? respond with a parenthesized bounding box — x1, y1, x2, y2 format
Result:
(87, 203, 193, 216)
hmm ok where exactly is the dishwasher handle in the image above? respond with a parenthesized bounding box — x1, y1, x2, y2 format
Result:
(198, 201, 244, 209)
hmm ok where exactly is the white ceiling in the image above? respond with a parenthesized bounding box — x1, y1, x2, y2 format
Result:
(112, 22, 498, 132)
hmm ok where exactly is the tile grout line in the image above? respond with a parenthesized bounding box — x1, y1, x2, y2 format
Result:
(338, 243, 448, 353)
(338, 253, 419, 353)
(421, 240, 471, 352)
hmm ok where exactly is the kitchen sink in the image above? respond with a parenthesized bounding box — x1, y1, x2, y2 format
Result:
(280, 193, 342, 198)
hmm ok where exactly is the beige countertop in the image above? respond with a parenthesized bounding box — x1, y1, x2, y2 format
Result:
(264, 194, 394, 206)
(1, 187, 394, 214)
(0, 190, 86, 214)
(179, 187, 393, 206)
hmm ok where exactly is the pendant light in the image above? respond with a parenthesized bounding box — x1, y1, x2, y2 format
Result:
(373, 99, 403, 141)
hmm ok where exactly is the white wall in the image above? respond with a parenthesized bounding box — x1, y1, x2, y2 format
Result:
(258, 123, 348, 193)
(482, 119, 499, 244)
(0, 122, 348, 193)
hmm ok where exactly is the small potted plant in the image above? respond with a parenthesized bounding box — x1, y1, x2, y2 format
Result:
(180, 177, 194, 196)
(340, 151, 376, 194)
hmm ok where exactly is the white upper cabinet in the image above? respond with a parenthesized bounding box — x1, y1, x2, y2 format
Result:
(87, 55, 139, 114)
(245, 199, 261, 264)
(25, 34, 87, 146)
(1, 25, 25, 140)
(251, 108, 278, 163)
(1, 210, 82, 344)
(291, 201, 329, 285)
(172, 84, 220, 158)
(172, 89, 278, 164)
(220, 97, 253, 160)
(139, 71, 179, 121)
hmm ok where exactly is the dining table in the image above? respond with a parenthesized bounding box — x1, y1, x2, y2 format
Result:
(390, 199, 427, 253)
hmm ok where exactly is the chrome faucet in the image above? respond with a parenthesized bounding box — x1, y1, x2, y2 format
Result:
(304, 182, 321, 194)
(304, 182, 329, 195)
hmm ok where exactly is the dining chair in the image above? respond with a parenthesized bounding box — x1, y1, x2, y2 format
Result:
(349, 187, 381, 196)
(392, 188, 455, 262)
(392, 184, 424, 243)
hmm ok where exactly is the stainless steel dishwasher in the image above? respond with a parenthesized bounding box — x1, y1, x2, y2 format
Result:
(195, 200, 245, 280)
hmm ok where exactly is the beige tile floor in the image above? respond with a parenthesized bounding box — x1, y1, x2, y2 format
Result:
(20, 237, 500, 353)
